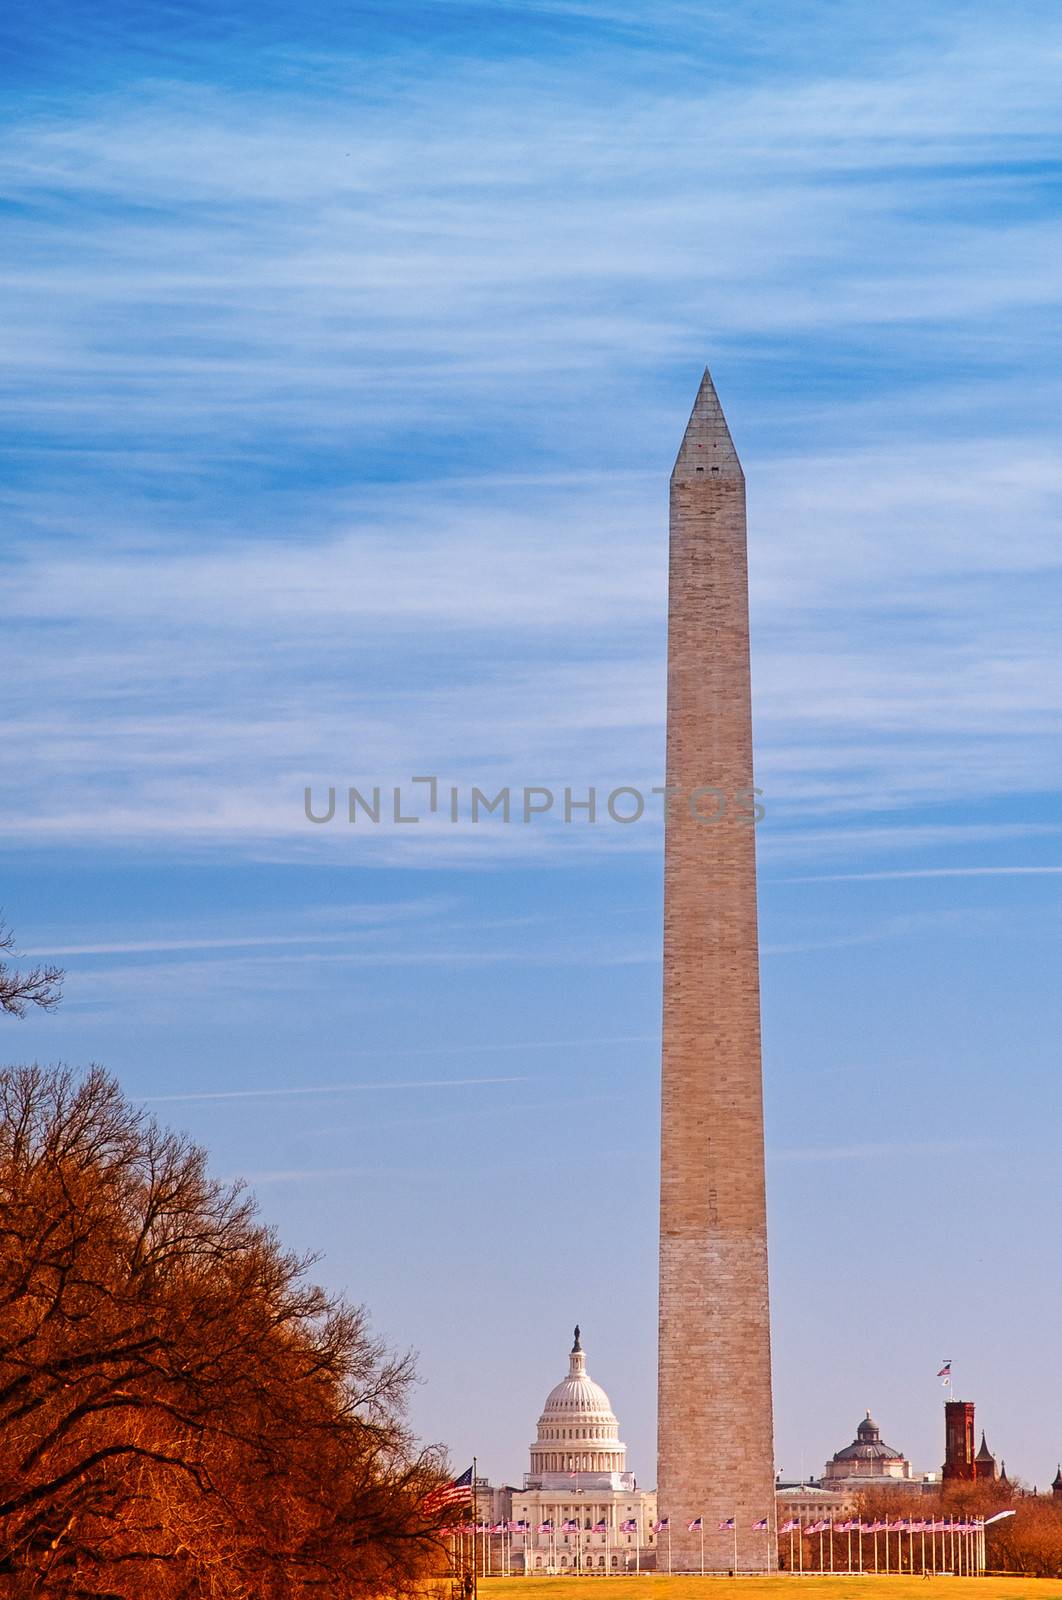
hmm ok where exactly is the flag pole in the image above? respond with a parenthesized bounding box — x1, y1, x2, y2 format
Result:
(472, 1458, 478, 1600)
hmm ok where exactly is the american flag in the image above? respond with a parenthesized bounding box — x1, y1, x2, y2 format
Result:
(422, 1466, 474, 1515)
(938, 1360, 952, 1383)
(620, 1519, 638, 1534)
(687, 1517, 702, 1532)
(653, 1518, 669, 1532)
(751, 1518, 769, 1531)
(561, 1520, 579, 1533)
(719, 1518, 735, 1531)
(779, 1519, 799, 1534)
(538, 1520, 553, 1534)
(804, 1520, 823, 1536)
(594, 1521, 607, 1534)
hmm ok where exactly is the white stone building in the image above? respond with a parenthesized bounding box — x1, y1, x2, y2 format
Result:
(510, 1328, 656, 1572)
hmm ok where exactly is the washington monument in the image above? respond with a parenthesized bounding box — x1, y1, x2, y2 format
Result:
(657, 371, 775, 1571)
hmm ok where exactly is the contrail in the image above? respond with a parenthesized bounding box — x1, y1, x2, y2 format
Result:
(140, 1074, 529, 1104)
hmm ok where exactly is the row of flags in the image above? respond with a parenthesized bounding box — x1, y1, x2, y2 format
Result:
(784, 1518, 984, 1535)
(440, 1515, 987, 1536)
(444, 1519, 643, 1535)
(428, 1469, 987, 1541)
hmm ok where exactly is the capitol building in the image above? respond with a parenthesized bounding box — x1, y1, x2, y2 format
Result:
(508, 1328, 656, 1570)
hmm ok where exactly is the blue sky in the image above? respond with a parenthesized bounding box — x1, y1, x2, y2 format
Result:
(4, 0, 1062, 1497)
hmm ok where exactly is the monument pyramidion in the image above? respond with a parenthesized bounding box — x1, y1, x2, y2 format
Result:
(657, 370, 776, 1573)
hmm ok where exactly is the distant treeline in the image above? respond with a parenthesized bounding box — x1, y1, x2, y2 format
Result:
(856, 1483, 1062, 1579)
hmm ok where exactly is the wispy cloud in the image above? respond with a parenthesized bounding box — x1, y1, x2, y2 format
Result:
(3, 7, 1062, 873)
(29, 928, 427, 957)
(789, 865, 1062, 882)
(769, 1137, 993, 1164)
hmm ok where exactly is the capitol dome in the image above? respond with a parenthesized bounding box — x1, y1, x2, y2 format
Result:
(529, 1327, 628, 1480)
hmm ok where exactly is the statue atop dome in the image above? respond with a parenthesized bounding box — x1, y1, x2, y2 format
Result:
(572, 1324, 581, 1353)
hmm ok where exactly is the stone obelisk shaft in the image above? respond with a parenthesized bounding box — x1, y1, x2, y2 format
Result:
(658, 370, 775, 1572)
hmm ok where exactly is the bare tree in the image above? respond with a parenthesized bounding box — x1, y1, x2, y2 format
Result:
(0, 1064, 452, 1597)
(0, 918, 63, 1017)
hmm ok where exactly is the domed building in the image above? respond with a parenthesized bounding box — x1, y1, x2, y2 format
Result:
(510, 1328, 656, 1572)
(528, 1324, 628, 1482)
(822, 1412, 912, 1488)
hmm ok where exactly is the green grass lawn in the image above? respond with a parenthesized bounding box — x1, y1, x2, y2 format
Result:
(480, 1578, 1062, 1599)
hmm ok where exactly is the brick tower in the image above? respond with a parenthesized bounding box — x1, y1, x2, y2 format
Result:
(657, 370, 775, 1572)
(943, 1400, 977, 1481)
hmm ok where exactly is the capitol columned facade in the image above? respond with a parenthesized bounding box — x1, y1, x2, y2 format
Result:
(509, 1328, 657, 1571)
